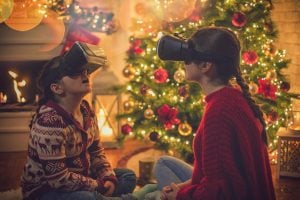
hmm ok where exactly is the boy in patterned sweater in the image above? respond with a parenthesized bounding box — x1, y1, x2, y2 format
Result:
(21, 42, 136, 200)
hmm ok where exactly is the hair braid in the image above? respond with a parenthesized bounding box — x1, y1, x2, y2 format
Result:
(235, 69, 268, 145)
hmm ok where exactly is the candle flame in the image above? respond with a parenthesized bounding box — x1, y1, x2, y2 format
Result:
(0, 92, 7, 103)
(98, 109, 113, 139)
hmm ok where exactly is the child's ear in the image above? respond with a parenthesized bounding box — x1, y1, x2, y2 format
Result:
(200, 62, 213, 72)
(50, 83, 64, 95)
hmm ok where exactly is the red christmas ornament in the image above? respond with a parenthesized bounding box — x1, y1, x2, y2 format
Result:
(140, 84, 149, 96)
(280, 81, 290, 92)
(121, 124, 132, 135)
(188, 9, 201, 22)
(267, 110, 279, 123)
(157, 104, 180, 130)
(127, 39, 144, 55)
(257, 78, 277, 100)
(242, 50, 258, 65)
(231, 12, 247, 28)
(154, 68, 169, 83)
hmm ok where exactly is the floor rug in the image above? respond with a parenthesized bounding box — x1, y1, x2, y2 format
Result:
(0, 188, 22, 200)
(0, 147, 165, 200)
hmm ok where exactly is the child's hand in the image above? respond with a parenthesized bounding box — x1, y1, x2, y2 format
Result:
(103, 181, 115, 196)
(162, 185, 173, 193)
(162, 183, 179, 200)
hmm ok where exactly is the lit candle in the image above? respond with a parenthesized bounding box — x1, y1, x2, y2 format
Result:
(102, 124, 113, 137)
(98, 109, 114, 141)
(290, 111, 300, 131)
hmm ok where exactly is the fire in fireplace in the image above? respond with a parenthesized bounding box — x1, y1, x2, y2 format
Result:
(0, 61, 47, 105)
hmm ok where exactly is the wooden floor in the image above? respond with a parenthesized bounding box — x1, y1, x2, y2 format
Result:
(0, 139, 300, 200)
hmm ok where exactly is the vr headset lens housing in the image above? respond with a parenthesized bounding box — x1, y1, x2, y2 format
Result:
(62, 41, 107, 76)
(39, 42, 107, 89)
(157, 35, 231, 64)
(157, 35, 189, 61)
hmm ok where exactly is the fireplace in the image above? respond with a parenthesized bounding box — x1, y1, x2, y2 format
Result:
(0, 22, 64, 152)
(0, 61, 46, 152)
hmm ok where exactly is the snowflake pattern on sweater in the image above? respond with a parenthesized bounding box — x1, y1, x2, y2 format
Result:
(21, 100, 115, 200)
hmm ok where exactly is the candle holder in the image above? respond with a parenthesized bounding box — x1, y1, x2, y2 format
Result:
(288, 110, 300, 134)
(93, 91, 121, 148)
(137, 157, 156, 186)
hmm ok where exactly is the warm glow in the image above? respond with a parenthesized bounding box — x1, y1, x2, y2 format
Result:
(101, 125, 113, 137)
(8, 71, 17, 79)
(8, 70, 26, 102)
(0, 92, 7, 103)
(18, 80, 26, 87)
(289, 111, 300, 131)
(98, 109, 114, 140)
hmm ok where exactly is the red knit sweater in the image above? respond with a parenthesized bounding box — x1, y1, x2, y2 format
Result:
(177, 87, 275, 200)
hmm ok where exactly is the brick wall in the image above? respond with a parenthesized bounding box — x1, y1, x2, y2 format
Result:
(271, 0, 300, 108)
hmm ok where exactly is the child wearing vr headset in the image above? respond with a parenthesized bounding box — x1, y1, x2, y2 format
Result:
(153, 26, 276, 200)
(21, 42, 137, 200)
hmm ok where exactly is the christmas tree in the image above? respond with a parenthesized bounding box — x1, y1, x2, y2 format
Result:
(117, 0, 299, 163)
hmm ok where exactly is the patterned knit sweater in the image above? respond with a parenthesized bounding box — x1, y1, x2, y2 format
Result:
(177, 87, 275, 200)
(21, 100, 116, 200)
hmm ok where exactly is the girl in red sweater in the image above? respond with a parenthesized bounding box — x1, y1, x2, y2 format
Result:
(154, 27, 276, 200)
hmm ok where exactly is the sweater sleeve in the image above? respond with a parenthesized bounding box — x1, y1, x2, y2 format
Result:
(84, 101, 116, 183)
(35, 112, 98, 192)
(177, 106, 245, 200)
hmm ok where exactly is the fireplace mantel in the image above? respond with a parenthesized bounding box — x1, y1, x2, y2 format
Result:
(0, 23, 64, 61)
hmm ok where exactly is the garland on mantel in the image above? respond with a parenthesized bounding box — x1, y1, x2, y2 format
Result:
(47, 0, 118, 34)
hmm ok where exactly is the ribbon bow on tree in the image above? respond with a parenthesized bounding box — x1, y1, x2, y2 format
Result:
(157, 104, 180, 130)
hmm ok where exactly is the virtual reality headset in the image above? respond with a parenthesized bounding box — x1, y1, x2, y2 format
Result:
(61, 41, 107, 76)
(39, 42, 107, 89)
(157, 34, 230, 64)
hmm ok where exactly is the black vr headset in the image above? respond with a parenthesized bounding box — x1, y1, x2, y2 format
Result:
(156, 34, 231, 64)
(40, 42, 107, 88)
(62, 41, 107, 76)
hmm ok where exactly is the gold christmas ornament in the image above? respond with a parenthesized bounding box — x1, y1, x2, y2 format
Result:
(145, 88, 156, 99)
(144, 108, 154, 119)
(0, 0, 14, 23)
(178, 122, 192, 136)
(173, 68, 186, 83)
(5, 0, 44, 31)
(123, 100, 135, 112)
(122, 65, 136, 79)
(248, 81, 258, 95)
